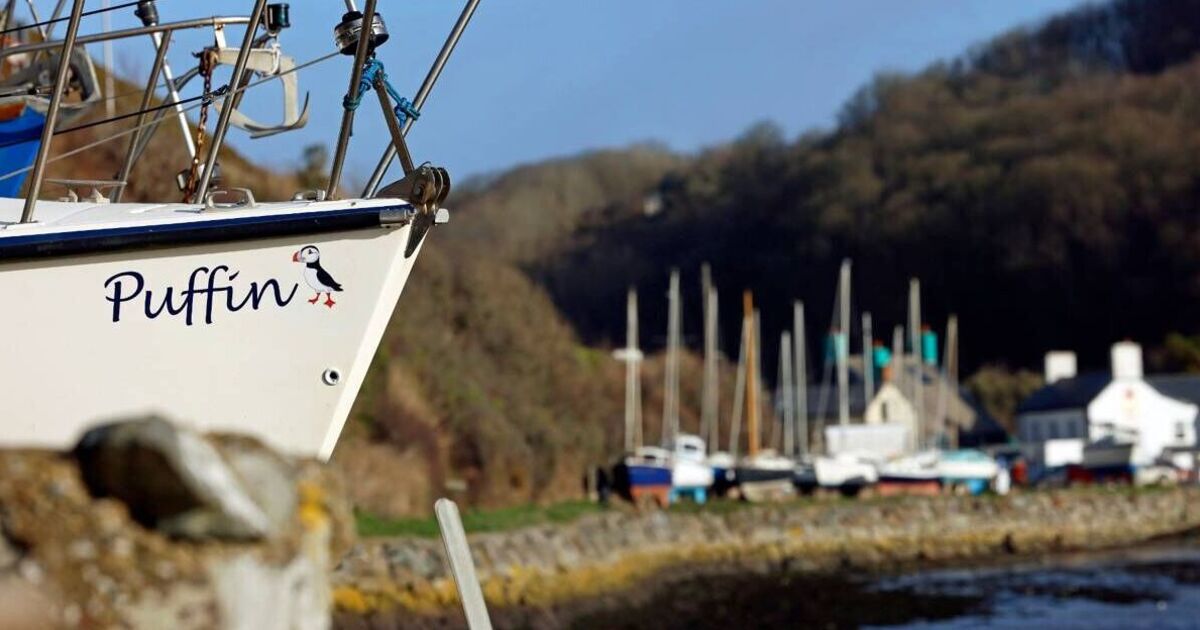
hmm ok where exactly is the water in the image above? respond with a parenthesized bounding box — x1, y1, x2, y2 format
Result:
(572, 541, 1200, 629)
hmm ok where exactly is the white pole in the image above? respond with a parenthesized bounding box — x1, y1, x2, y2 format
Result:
(434, 499, 493, 630)
(793, 301, 807, 456)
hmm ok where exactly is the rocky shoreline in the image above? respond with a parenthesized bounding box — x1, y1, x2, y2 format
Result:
(0, 418, 354, 629)
(2, 421, 1196, 628)
(333, 487, 1200, 628)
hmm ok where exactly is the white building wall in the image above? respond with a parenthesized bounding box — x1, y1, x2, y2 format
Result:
(864, 383, 917, 451)
(1087, 380, 1198, 465)
(865, 383, 915, 426)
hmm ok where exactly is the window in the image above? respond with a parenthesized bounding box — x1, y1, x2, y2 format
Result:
(1177, 422, 1187, 442)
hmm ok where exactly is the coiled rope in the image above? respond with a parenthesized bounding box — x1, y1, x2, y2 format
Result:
(342, 57, 419, 128)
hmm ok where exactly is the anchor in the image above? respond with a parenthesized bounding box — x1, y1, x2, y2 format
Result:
(172, 44, 310, 139)
(212, 45, 309, 139)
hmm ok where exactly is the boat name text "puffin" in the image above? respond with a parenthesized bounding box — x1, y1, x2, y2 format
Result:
(104, 266, 298, 325)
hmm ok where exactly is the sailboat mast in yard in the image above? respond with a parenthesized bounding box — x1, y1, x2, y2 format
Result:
(702, 284, 720, 452)
(837, 259, 851, 426)
(908, 279, 924, 449)
(729, 315, 748, 458)
(945, 315, 960, 449)
(663, 269, 681, 445)
(891, 324, 908, 451)
(614, 288, 644, 452)
(862, 312, 874, 403)
(781, 332, 794, 457)
(793, 301, 808, 456)
(744, 291, 760, 458)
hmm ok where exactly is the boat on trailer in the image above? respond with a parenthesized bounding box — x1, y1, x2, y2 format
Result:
(876, 451, 940, 496)
(938, 449, 999, 494)
(612, 446, 673, 507)
(0, 0, 481, 459)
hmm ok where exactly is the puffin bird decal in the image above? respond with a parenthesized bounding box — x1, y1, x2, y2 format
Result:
(292, 245, 343, 308)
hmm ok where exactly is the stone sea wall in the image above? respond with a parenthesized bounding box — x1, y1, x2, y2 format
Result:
(334, 487, 1200, 626)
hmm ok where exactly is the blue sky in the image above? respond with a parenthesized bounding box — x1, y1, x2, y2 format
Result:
(80, 0, 1085, 183)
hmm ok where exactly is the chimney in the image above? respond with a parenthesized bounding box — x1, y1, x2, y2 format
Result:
(1111, 341, 1143, 381)
(1044, 351, 1077, 385)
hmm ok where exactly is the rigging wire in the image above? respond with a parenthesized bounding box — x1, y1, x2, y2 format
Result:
(0, 85, 225, 152)
(0, 0, 150, 37)
(0, 49, 339, 182)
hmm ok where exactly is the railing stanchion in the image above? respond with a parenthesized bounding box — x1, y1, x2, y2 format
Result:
(21, 0, 85, 223)
(114, 29, 172, 203)
(194, 0, 268, 202)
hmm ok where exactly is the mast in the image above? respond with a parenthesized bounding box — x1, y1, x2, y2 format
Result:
(892, 324, 909, 450)
(781, 332, 794, 457)
(837, 259, 851, 425)
(793, 301, 808, 456)
(728, 316, 747, 458)
(908, 278, 924, 449)
(702, 283, 720, 452)
(862, 312, 874, 404)
(21, 0, 86, 223)
(744, 291, 760, 458)
(663, 269, 682, 445)
(945, 315, 959, 449)
(614, 288, 644, 452)
(755, 308, 763, 437)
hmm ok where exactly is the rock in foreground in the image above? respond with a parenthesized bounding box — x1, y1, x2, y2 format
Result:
(0, 417, 354, 629)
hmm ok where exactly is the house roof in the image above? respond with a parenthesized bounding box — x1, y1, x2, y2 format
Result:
(1017, 373, 1111, 414)
(1017, 372, 1200, 415)
(1146, 374, 1200, 406)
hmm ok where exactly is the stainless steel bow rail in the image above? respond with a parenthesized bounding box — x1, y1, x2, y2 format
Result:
(3, 0, 481, 225)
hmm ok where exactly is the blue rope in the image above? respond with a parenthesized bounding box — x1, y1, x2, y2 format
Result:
(343, 58, 421, 127)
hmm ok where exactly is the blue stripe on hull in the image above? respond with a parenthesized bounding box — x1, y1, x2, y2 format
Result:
(626, 464, 672, 487)
(0, 204, 414, 261)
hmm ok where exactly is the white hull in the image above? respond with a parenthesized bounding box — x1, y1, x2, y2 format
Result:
(672, 459, 715, 489)
(0, 198, 423, 458)
(814, 455, 878, 487)
(668, 434, 715, 489)
(878, 453, 940, 482)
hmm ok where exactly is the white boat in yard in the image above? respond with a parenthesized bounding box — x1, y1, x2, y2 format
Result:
(0, 0, 481, 458)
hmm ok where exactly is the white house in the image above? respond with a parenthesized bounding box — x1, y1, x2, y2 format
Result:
(1017, 342, 1199, 470)
(865, 382, 916, 426)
